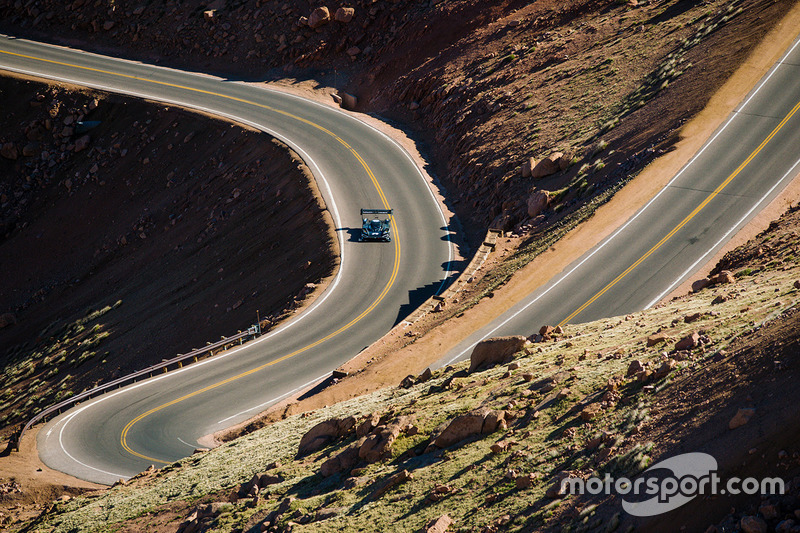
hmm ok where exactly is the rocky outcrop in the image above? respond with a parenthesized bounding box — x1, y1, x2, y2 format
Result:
(320, 437, 366, 477)
(359, 422, 404, 463)
(469, 335, 527, 373)
(297, 416, 356, 457)
(432, 407, 507, 448)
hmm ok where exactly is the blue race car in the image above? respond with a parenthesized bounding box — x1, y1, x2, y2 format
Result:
(360, 208, 393, 242)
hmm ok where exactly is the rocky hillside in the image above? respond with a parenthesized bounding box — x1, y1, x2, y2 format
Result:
(8, 198, 800, 532)
(0, 75, 337, 438)
(1, 0, 794, 244)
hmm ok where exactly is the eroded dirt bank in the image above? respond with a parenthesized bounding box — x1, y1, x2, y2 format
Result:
(0, 75, 337, 439)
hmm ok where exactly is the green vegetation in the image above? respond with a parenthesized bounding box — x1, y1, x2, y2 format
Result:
(24, 259, 800, 532)
(0, 301, 120, 431)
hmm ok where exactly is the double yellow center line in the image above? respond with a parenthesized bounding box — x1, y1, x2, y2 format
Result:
(0, 47, 400, 464)
(558, 98, 800, 326)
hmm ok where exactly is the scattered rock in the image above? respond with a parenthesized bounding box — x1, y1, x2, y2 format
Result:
(373, 469, 412, 499)
(308, 6, 330, 28)
(675, 331, 700, 351)
(626, 360, 645, 377)
(515, 473, 537, 489)
(334, 6, 355, 23)
(526, 189, 550, 218)
(0, 143, 18, 160)
(74, 134, 90, 152)
(729, 407, 756, 430)
(531, 152, 563, 178)
(468, 335, 527, 373)
(432, 407, 507, 448)
(684, 312, 704, 323)
(740, 515, 767, 533)
(758, 501, 779, 520)
(0, 313, 17, 329)
(710, 270, 735, 285)
(579, 403, 602, 421)
(545, 473, 570, 498)
(652, 359, 676, 380)
(419, 514, 453, 533)
(297, 416, 357, 456)
(418, 367, 433, 383)
(691, 278, 711, 292)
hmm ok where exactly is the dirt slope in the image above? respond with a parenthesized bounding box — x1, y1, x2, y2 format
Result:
(0, 75, 337, 439)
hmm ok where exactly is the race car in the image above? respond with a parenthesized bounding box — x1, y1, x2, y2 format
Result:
(360, 208, 393, 242)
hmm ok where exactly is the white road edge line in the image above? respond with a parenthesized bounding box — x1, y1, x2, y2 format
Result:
(54, 407, 128, 480)
(644, 155, 800, 308)
(440, 33, 800, 367)
(251, 83, 455, 293)
(4, 48, 451, 474)
(215, 373, 329, 425)
(177, 437, 196, 449)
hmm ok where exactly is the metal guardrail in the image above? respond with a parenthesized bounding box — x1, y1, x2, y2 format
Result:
(11, 324, 261, 451)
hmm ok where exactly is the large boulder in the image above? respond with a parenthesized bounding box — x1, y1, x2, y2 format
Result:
(526, 189, 550, 218)
(432, 407, 507, 448)
(296, 416, 356, 457)
(308, 6, 330, 28)
(531, 152, 563, 178)
(469, 335, 527, 373)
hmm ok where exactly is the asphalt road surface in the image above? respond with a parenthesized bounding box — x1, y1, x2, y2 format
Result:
(0, 36, 454, 484)
(438, 33, 800, 368)
(3, 30, 800, 484)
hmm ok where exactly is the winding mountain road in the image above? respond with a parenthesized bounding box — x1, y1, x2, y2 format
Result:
(3, 29, 800, 485)
(439, 32, 800, 367)
(0, 36, 454, 484)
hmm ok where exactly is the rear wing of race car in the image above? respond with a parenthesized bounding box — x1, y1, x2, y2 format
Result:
(361, 208, 393, 217)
